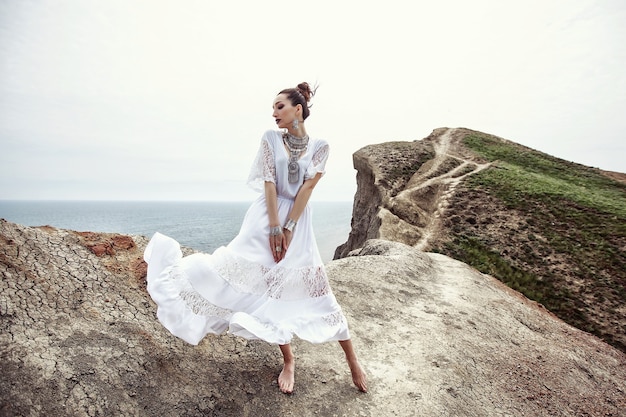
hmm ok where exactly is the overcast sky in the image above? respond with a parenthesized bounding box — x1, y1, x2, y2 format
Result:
(1, 0, 624, 201)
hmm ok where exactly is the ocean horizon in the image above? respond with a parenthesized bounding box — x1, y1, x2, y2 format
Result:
(0, 200, 353, 262)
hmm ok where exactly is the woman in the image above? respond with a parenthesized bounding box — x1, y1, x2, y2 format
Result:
(144, 82, 367, 394)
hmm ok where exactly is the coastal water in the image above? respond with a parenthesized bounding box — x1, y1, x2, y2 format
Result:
(0, 200, 353, 262)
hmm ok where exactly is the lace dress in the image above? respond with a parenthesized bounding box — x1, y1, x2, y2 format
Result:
(144, 130, 350, 345)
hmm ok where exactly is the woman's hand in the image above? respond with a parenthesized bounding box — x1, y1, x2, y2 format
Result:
(269, 229, 284, 263)
(283, 229, 293, 253)
(269, 229, 293, 263)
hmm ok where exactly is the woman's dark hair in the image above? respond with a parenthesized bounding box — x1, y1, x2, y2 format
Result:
(279, 82, 316, 120)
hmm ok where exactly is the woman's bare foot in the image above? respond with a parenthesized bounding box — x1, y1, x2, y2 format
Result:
(338, 339, 368, 392)
(348, 358, 368, 392)
(278, 360, 295, 394)
(278, 344, 295, 394)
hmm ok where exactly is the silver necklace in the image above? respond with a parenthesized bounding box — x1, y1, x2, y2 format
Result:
(283, 131, 309, 183)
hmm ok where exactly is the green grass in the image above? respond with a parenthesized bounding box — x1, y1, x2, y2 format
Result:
(463, 135, 626, 217)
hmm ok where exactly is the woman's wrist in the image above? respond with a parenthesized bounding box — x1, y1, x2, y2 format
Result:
(269, 225, 283, 236)
(283, 218, 297, 232)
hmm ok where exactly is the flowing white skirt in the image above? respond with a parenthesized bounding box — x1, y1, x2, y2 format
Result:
(144, 195, 350, 345)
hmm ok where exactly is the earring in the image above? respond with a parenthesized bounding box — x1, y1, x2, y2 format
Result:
(292, 118, 299, 130)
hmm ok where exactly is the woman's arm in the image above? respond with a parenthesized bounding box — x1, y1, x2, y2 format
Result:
(264, 181, 280, 226)
(287, 172, 323, 223)
(264, 181, 284, 262)
(282, 172, 323, 250)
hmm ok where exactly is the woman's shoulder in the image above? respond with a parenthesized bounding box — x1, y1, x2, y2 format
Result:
(261, 130, 282, 141)
(311, 137, 329, 151)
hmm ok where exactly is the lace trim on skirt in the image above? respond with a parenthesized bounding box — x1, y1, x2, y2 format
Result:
(212, 248, 331, 301)
(170, 263, 233, 318)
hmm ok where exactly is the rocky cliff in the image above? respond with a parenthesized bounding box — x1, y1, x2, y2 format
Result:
(1, 219, 625, 416)
(335, 127, 626, 354)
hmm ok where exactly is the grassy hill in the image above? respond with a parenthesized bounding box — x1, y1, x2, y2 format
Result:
(432, 131, 626, 351)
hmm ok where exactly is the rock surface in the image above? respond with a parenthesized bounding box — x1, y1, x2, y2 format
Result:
(1, 220, 625, 416)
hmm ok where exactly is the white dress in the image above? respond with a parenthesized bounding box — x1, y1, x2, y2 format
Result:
(144, 130, 350, 345)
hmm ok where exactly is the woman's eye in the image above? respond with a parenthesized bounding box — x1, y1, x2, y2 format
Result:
(277, 105, 284, 109)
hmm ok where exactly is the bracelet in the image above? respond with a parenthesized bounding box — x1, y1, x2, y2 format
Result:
(283, 219, 297, 232)
(269, 225, 283, 236)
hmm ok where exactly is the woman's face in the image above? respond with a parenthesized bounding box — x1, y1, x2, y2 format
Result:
(272, 93, 299, 129)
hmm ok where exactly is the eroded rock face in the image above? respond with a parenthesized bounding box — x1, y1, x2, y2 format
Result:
(334, 139, 437, 258)
(1, 220, 625, 416)
(335, 127, 489, 258)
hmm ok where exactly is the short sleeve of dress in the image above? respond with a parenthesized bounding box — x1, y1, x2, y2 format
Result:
(304, 140, 330, 180)
(247, 132, 277, 192)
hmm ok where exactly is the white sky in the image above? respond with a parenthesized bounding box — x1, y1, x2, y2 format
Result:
(1, 0, 625, 201)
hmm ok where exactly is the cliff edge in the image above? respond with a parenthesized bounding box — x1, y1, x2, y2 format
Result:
(1, 219, 625, 416)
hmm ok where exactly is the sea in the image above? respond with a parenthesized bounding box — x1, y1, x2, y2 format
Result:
(0, 200, 353, 262)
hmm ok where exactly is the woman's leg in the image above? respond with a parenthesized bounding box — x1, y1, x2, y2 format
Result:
(278, 344, 295, 394)
(339, 339, 368, 392)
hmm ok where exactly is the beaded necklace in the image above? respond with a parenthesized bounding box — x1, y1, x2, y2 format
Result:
(282, 131, 309, 183)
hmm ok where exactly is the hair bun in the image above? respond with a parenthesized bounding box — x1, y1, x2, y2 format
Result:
(296, 82, 315, 103)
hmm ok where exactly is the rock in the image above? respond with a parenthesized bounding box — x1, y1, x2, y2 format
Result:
(1, 220, 625, 416)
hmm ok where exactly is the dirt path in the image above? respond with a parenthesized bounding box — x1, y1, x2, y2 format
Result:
(393, 128, 491, 250)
